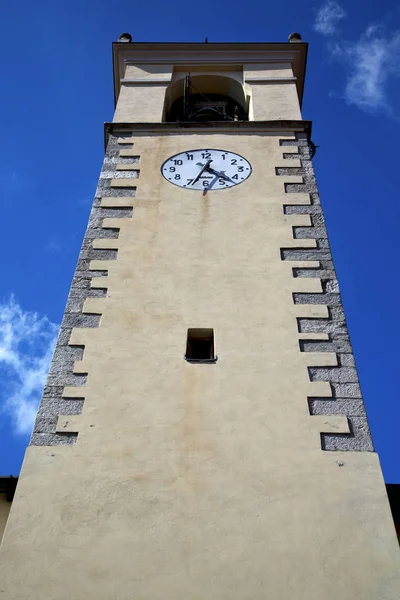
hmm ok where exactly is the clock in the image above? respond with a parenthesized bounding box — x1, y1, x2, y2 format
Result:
(161, 149, 252, 190)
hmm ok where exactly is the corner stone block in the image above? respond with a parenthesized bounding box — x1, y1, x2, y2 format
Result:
(68, 328, 92, 346)
(117, 137, 135, 145)
(100, 197, 135, 208)
(92, 239, 120, 250)
(91, 277, 109, 290)
(89, 260, 115, 272)
(275, 159, 302, 168)
(291, 278, 323, 293)
(311, 415, 350, 435)
(277, 175, 304, 187)
(62, 387, 86, 399)
(295, 305, 329, 319)
(298, 332, 329, 341)
(285, 214, 311, 227)
(82, 298, 104, 315)
(110, 179, 137, 188)
(306, 382, 333, 398)
(119, 150, 141, 158)
(281, 146, 299, 154)
(56, 415, 82, 434)
(73, 361, 90, 375)
(283, 239, 318, 249)
(116, 164, 140, 173)
(288, 261, 320, 269)
(302, 352, 338, 367)
(281, 194, 311, 205)
(102, 218, 125, 230)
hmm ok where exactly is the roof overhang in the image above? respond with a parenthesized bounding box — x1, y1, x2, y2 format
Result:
(112, 42, 308, 110)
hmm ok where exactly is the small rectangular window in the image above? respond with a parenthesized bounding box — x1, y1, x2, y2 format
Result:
(185, 328, 216, 363)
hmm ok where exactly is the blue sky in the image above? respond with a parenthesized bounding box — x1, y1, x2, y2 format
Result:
(1, 0, 400, 481)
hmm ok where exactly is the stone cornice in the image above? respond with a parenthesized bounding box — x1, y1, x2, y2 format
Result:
(104, 119, 312, 150)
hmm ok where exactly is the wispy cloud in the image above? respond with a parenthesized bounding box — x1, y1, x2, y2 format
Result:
(0, 296, 58, 435)
(331, 26, 400, 114)
(314, 1, 346, 36)
(314, 3, 400, 116)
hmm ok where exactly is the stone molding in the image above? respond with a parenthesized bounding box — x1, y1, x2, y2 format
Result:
(278, 133, 373, 451)
(30, 135, 137, 446)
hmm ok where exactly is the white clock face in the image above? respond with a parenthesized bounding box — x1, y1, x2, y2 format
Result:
(161, 149, 252, 191)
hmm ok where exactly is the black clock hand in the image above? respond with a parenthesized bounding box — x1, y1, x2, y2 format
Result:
(195, 162, 235, 184)
(192, 159, 212, 185)
(205, 165, 235, 184)
(203, 173, 219, 194)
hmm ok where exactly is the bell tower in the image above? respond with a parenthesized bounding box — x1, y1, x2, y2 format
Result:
(0, 36, 399, 599)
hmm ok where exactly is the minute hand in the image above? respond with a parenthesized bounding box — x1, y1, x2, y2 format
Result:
(204, 165, 235, 183)
(192, 159, 212, 185)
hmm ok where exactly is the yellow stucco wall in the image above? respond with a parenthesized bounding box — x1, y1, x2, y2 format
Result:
(124, 63, 174, 80)
(250, 82, 301, 119)
(244, 61, 294, 78)
(0, 131, 399, 599)
(113, 62, 301, 122)
(113, 84, 168, 122)
(0, 497, 10, 544)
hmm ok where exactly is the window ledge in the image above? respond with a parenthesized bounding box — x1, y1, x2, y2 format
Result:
(184, 356, 218, 364)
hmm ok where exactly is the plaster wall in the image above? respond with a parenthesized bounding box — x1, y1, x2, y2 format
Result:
(244, 62, 294, 78)
(0, 132, 399, 599)
(124, 63, 173, 80)
(114, 64, 300, 122)
(113, 84, 168, 122)
(0, 497, 10, 543)
(251, 81, 301, 119)
(171, 70, 243, 85)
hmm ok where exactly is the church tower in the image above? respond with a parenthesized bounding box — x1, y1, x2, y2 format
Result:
(1, 36, 399, 599)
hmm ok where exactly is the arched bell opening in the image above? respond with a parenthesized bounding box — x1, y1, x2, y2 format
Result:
(164, 74, 248, 123)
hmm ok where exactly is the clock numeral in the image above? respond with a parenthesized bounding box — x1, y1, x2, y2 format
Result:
(186, 178, 194, 185)
(169, 166, 176, 172)
(201, 152, 211, 159)
(231, 159, 237, 165)
(218, 178, 226, 185)
(174, 174, 181, 180)
(173, 159, 183, 166)
(232, 174, 239, 180)
(221, 154, 226, 160)
(186, 154, 194, 160)
(202, 180, 209, 187)
(237, 166, 244, 172)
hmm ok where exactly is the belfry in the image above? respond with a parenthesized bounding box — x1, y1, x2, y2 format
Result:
(0, 35, 399, 599)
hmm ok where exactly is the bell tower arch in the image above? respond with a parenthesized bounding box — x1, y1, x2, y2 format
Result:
(163, 72, 249, 122)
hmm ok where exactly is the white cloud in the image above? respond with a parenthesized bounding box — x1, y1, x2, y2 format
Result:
(331, 26, 400, 114)
(0, 296, 58, 435)
(313, 4, 400, 116)
(314, 1, 346, 36)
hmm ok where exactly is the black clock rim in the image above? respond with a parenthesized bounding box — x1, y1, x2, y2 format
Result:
(160, 148, 253, 191)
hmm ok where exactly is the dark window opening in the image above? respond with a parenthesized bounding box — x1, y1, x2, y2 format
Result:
(168, 93, 247, 123)
(164, 74, 248, 123)
(185, 329, 217, 363)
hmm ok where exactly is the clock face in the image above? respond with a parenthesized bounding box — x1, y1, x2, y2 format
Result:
(161, 149, 252, 191)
